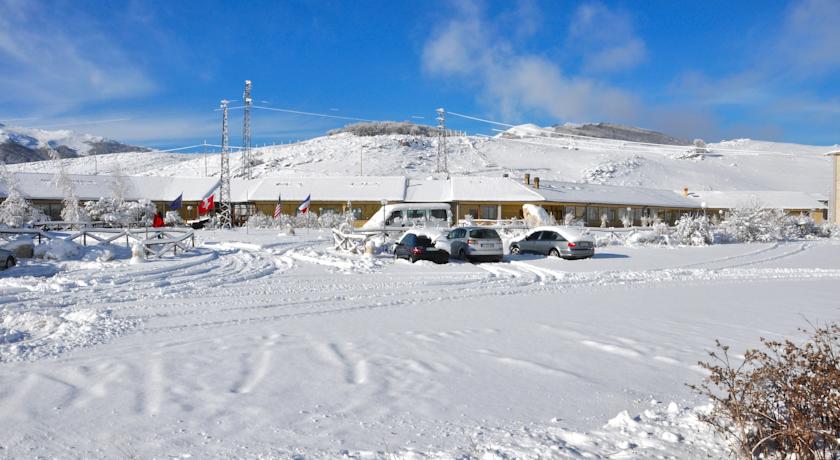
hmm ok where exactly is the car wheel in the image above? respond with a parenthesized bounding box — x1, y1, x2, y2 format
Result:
(510, 245, 521, 255)
(549, 248, 560, 258)
(5, 256, 15, 269)
(458, 248, 468, 261)
(409, 255, 417, 263)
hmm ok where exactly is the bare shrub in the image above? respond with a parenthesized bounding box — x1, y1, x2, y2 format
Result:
(690, 323, 840, 459)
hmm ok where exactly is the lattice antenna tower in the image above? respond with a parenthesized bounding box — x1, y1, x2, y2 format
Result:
(242, 80, 253, 179)
(435, 108, 448, 175)
(218, 99, 233, 228)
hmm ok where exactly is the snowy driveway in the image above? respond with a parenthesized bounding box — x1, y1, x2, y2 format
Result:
(1, 230, 839, 458)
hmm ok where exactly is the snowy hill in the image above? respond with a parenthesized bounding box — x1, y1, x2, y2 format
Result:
(5, 123, 836, 194)
(0, 123, 148, 164)
(503, 122, 688, 145)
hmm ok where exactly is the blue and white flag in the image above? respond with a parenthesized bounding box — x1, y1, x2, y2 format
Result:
(297, 194, 311, 214)
(169, 193, 183, 211)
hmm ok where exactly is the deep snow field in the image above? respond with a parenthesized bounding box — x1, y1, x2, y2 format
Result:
(1, 229, 840, 458)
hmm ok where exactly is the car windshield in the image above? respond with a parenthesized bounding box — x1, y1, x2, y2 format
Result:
(469, 229, 499, 239)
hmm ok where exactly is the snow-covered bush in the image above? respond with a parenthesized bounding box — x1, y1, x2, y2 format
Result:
(83, 198, 155, 227)
(329, 121, 439, 137)
(626, 230, 666, 246)
(523, 204, 553, 227)
(620, 213, 632, 228)
(719, 201, 798, 243)
(164, 211, 184, 226)
(246, 213, 277, 229)
(817, 222, 840, 239)
(671, 214, 713, 246)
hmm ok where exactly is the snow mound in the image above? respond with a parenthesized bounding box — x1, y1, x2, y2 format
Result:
(33, 239, 83, 261)
(0, 308, 136, 362)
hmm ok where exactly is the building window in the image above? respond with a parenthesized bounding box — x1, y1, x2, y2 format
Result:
(479, 205, 498, 220)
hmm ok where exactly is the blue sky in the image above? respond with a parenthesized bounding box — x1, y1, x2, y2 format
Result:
(0, 0, 838, 149)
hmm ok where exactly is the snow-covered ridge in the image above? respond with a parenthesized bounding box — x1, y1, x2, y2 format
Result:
(0, 124, 148, 164)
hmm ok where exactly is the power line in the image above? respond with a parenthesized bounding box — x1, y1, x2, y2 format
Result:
(252, 105, 373, 122)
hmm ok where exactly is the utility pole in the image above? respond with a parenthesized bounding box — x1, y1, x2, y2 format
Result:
(242, 80, 253, 179)
(219, 100, 232, 228)
(436, 107, 448, 175)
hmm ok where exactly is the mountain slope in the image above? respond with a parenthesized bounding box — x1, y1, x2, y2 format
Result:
(0, 123, 148, 164)
(5, 124, 836, 194)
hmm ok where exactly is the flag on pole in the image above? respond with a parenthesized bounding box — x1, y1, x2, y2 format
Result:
(297, 194, 311, 214)
(198, 194, 215, 215)
(273, 193, 282, 219)
(169, 193, 183, 211)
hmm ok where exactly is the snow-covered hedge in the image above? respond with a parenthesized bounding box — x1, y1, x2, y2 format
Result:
(246, 210, 355, 230)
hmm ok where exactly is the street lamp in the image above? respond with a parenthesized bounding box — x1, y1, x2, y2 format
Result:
(381, 199, 388, 237)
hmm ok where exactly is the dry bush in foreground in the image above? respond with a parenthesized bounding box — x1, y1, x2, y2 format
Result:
(690, 323, 840, 459)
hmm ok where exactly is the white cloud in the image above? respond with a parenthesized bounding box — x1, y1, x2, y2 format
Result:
(421, 4, 639, 123)
(568, 2, 647, 73)
(0, 0, 156, 114)
(776, 0, 840, 74)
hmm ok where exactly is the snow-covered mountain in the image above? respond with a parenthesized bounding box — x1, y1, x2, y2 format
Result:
(0, 123, 148, 164)
(502, 122, 688, 145)
(5, 122, 836, 194)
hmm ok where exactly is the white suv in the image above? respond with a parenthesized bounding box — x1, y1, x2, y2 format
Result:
(440, 227, 503, 262)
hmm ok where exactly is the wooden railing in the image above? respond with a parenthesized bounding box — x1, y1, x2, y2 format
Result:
(0, 227, 196, 258)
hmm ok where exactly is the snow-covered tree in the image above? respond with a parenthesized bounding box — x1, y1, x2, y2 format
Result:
(0, 165, 47, 227)
(47, 148, 89, 223)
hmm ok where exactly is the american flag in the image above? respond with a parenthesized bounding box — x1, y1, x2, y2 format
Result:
(273, 193, 282, 219)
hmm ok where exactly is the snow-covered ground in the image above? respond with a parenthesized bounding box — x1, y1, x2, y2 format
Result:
(1, 229, 839, 458)
(7, 130, 836, 193)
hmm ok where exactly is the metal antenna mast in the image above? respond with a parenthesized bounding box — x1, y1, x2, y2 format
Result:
(219, 99, 232, 228)
(242, 80, 253, 179)
(436, 108, 448, 175)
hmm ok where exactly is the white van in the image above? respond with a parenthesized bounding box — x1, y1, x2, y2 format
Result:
(362, 203, 452, 230)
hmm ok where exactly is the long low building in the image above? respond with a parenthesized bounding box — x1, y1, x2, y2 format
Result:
(0, 172, 829, 226)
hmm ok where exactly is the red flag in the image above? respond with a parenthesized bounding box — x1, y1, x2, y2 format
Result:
(198, 194, 214, 215)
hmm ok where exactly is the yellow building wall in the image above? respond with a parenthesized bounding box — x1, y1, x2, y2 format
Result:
(834, 154, 840, 224)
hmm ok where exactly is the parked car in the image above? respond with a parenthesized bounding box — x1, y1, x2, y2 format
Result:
(509, 226, 595, 259)
(441, 227, 503, 262)
(394, 232, 449, 264)
(0, 249, 16, 270)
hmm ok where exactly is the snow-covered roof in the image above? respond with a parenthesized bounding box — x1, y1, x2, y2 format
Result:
(1, 172, 218, 202)
(240, 176, 406, 202)
(405, 178, 452, 202)
(684, 190, 828, 210)
(532, 180, 699, 208)
(405, 177, 545, 202)
(450, 176, 544, 202)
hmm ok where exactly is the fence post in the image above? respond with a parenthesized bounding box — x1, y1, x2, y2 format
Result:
(83, 232, 86, 246)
